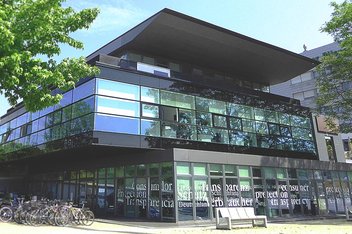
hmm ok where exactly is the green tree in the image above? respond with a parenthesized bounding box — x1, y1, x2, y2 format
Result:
(316, 1, 352, 133)
(0, 0, 100, 112)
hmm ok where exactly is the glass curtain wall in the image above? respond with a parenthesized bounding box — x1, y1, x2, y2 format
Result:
(93, 78, 316, 154)
(175, 162, 352, 221)
(0, 79, 96, 156)
(27, 163, 352, 221)
(0, 78, 316, 157)
(28, 162, 176, 221)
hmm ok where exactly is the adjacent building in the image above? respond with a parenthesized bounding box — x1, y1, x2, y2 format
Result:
(0, 9, 351, 222)
(271, 42, 352, 160)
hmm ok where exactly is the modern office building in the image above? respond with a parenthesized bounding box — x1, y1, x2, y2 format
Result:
(1, 9, 352, 222)
(271, 42, 352, 160)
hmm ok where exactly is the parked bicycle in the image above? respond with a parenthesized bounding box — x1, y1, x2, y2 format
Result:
(0, 198, 94, 226)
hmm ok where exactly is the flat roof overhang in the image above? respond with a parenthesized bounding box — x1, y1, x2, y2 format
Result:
(87, 8, 318, 85)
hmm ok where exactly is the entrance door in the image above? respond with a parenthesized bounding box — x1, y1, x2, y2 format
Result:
(79, 180, 96, 209)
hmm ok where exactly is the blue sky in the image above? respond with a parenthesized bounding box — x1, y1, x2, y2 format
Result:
(0, 0, 342, 116)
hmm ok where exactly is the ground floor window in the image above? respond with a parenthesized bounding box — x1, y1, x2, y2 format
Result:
(25, 162, 352, 222)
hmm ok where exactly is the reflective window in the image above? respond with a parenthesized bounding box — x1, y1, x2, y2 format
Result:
(280, 126, 291, 137)
(227, 103, 253, 119)
(141, 119, 160, 137)
(95, 114, 140, 135)
(293, 139, 315, 153)
(176, 124, 197, 140)
(229, 131, 256, 147)
(278, 113, 291, 125)
(73, 79, 95, 102)
(97, 96, 139, 117)
(268, 123, 280, 135)
(160, 90, 195, 109)
(196, 97, 226, 114)
(291, 115, 311, 128)
(31, 119, 39, 133)
(239, 166, 250, 177)
(0, 123, 9, 135)
(225, 165, 237, 176)
(29, 132, 38, 145)
(17, 114, 27, 127)
(161, 122, 196, 140)
(31, 111, 40, 121)
(263, 167, 276, 179)
(213, 115, 227, 128)
(277, 137, 293, 150)
(39, 106, 54, 117)
(60, 121, 72, 138)
(141, 104, 159, 118)
(161, 122, 177, 138)
(62, 106, 72, 122)
(255, 121, 268, 134)
(193, 163, 206, 176)
(256, 135, 272, 148)
(197, 126, 228, 144)
(210, 164, 223, 176)
(229, 117, 242, 130)
(176, 162, 190, 175)
(196, 112, 212, 126)
(71, 113, 94, 135)
(292, 127, 312, 140)
(254, 108, 278, 122)
(37, 116, 46, 131)
(72, 96, 94, 119)
(179, 109, 196, 125)
(242, 119, 255, 132)
(177, 178, 193, 220)
(51, 125, 62, 140)
(141, 86, 159, 104)
(58, 90, 73, 108)
(97, 79, 140, 100)
(37, 130, 45, 145)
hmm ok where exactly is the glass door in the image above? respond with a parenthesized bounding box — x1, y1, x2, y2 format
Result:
(79, 180, 96, 210)
(278, 180, 290, 216)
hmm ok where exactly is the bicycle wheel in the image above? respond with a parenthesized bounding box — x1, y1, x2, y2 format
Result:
(54, 210, 69, 226)
(0, 207, 13, 222)
(81, 210, 94, 226)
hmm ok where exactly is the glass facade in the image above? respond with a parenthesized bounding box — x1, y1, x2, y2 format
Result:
(175, 163, 352, 220)
(0, 79, 96, 157)
(92, 78, 315, 154)
(26, 162, 352, 221)
(0, 78, 316, 159)
(28, 162, 175, 221)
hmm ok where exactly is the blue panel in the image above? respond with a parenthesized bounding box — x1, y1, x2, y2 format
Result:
(95, 114, 140, 135)
(96, 96, 140, 117)
(96, 79, 140, 100)
(73, 79, 96, 102)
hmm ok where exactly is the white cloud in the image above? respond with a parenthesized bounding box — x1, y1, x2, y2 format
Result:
(65, 0, 149, 34)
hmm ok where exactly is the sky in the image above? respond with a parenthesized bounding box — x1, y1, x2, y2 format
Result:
(0, 0, 343, 116)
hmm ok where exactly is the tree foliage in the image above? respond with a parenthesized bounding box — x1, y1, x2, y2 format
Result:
(317, 1, 352, 133)
(0, 0, 100, 112)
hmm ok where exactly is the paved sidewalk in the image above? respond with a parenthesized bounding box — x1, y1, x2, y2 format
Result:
(1, 218, 352, 234)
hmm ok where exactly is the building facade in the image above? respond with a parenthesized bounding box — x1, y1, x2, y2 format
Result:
(271, 42, 352, 160)
(0, 9, 352, 222)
